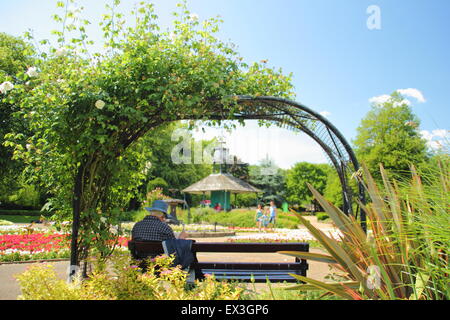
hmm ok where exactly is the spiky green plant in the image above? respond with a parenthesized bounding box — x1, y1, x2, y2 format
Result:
(279, 162, 449, 300)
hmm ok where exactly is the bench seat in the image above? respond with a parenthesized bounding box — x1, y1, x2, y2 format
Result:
(128, 241, 309, 283)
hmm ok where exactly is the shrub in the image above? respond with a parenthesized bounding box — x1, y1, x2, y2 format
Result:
(0, 219, 13, 226)
(188, 208, 299, 229)
(283, 163, 450, 300)
(16, 253, 248, 300)
(315, 212, 329, 221)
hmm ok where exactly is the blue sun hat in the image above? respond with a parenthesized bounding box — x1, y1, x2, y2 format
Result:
(144, 200, 168, 215)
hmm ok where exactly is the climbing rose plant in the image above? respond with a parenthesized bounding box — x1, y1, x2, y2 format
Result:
(2, 0, 294, 264)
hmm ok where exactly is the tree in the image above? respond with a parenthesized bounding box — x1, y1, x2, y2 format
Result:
(228, 156, 250, 182)
(2, 0, 294, 270)
(323, 169, 344, 208)
(285, 162, 329, 207)
(249, 158, 287, 206)
(0, 32, 40, 208)
(353, 92, 429, 181)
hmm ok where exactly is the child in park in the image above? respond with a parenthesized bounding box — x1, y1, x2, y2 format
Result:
(255, 204, 264, 231)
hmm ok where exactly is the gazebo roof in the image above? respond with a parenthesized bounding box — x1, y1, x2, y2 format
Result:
(182, 173, 261, 195)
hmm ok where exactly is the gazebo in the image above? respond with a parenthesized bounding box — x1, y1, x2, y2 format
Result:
(182, 172, 261, 211)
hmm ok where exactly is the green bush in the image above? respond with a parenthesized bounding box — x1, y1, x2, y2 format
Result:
(7, 184, 42, 208)
(315, 212, 329, 221)
(0, 219, 14, 226)
(0, 210, 50, 216)
(188, 208, 299, 229)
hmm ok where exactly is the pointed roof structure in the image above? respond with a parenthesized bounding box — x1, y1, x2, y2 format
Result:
(182, 173, 261, 195)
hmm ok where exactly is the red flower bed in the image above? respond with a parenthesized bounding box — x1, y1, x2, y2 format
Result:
(0, 233, 131, 254)
(0, 233, 70, 253)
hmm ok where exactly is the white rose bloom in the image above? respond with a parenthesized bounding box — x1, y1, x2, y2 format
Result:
(0, 81, 14, 94)
(95, 100, 105, 110)
(55, 47, 68, 57)
(26, 66, 39, 77)
(189, 13, 199, 21)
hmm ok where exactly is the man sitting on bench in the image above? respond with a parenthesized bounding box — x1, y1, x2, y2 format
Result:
(132, 200, 188, 241)
(131, 200, 200, 279)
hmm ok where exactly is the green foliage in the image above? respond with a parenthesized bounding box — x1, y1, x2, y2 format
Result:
(190, 207, 299, 229)
(353, 92, 429, 181)
(146, 178, 169, 194)
(2, 0, 293, 263)
(6, 183, 41, 208)
(0, 215, 38, 224)
(0, 32, 38, 207)
(249, 158, 286, 206)
(234, 192, 258, 208)
(0, 219, 13, 226)
(16, 253, 247, 300)
(141, 122, 213, 201)
(283, 162, 449, 300)
(0, 210, 48, 216)
(286, 162, 330, 206)
(315, 212, 329, 221)
(0, 250, 70, 263)
(323, 169, 343, 208)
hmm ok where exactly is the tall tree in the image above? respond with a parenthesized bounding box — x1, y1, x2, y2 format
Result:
(285, 162, 329, 207)
(249, 157, 286, 206)
(0, 33, 36, 207)
(353, 92, 429, 181)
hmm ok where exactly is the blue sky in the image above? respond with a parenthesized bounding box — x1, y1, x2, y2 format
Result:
(1, 0, 449, 168)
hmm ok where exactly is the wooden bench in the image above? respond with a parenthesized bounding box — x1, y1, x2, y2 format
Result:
(128, 241, 309, 283)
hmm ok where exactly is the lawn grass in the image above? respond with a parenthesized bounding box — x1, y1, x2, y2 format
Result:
(0, 215, 39, 224)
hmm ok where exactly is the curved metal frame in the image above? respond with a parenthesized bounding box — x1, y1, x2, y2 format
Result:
(199, 96, 366, 230)
(69, 95, 367, 278)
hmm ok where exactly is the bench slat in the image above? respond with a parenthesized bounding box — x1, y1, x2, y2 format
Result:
(196, 262, 305, 270)
(203, 269, 302, 283)
(129, 241, 309, 254)
(128, 240, 309, 283)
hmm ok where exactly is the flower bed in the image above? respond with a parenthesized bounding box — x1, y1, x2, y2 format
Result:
(0, 233, 70, 262)
(0, 229, 130, 263)
(228, 228, 342, 243)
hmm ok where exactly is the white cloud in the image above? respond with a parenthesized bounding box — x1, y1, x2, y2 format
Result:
(396, 88, 426, 103)
(369, 88, 426, 108)
(420, 130, 434, 141)
(369, 94, 391, 106)
(420, 129, 449, 150)
(393, 98, 412, 108)
(432, 129, 447, 138)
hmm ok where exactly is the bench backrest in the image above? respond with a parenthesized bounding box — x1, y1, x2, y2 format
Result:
(128, 240, 308, 254)
(128, 240, 309, 282)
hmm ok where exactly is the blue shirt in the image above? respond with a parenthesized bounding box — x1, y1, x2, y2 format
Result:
(270, 206, 276, 217)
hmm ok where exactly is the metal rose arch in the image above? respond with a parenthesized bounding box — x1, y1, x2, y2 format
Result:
(68, 95, 367, 278)
(191, 95, 366, 230)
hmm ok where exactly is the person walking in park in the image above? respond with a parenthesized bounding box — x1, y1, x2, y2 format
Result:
(132, 200, 187, 241)
(268, 200, 277, 228)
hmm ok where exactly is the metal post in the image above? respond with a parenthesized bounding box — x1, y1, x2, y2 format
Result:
(69, 164, 84, 281)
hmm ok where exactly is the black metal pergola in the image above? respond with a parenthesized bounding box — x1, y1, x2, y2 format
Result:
(69, 95, 366, 279)
(199, 95, 366, 229)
